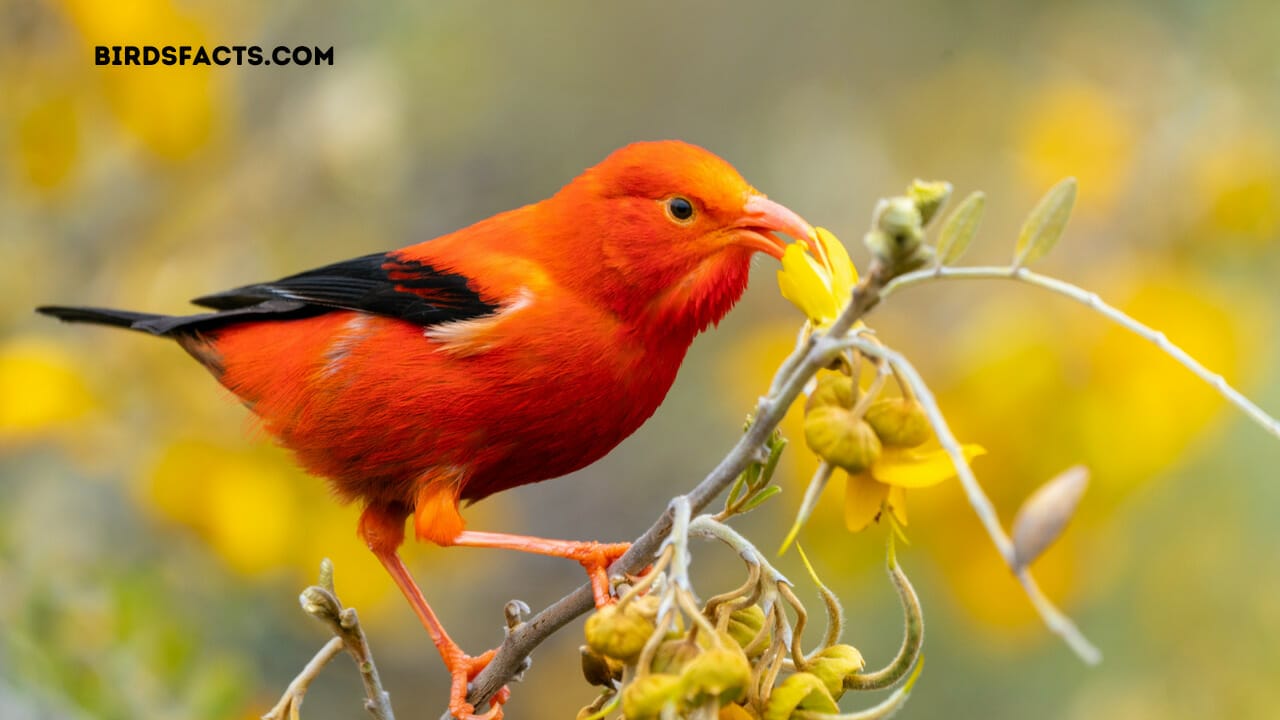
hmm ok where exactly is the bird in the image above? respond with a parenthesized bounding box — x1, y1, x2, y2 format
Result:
(38, 140, 816, 719)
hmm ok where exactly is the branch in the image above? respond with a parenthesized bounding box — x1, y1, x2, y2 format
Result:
(298, 560, 396, 720)
(846, 336, 1101, 664)
(263, 636, 346, 720)
(882, 265, 1280, 441)
(455, 260, 897, 714)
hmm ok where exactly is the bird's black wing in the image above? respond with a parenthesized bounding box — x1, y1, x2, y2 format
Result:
(190, 252, 499, 327)
(39, 252, 499, 337)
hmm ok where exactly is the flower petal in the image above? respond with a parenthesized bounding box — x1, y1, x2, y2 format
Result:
(816, 227, 858, 305)
(778, 243, 839, 324)
(844, 472, 889, 532)
(887, 485, 908, 526)
(871, 444, 987, 489)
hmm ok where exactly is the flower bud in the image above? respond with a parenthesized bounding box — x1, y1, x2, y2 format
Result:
(585, 602, 657, 663)
(580, 645, 624, 687)
(724, 605, 769, 656)
(681, 646, 752, 706)
(805, 374, 856, 412)
(763, 672, 838, 720)
(804, 407, 882, 473)
(876, 197, 924, 241)
(864, 398, 931, 448)
(621, 673, 684, 719)
(807, 644, 865, 699)
(866, 196, 931, 271)
(907, 179, 953, 226)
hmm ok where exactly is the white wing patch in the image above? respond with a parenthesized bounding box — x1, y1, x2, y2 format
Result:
(323, 314, 372, 376)
(425, 287, 534, 355)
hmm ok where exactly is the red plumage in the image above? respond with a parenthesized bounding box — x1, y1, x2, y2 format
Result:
(39, 140, 815, 718)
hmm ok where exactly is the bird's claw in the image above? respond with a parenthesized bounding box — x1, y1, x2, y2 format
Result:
(577, 542, 630, 608)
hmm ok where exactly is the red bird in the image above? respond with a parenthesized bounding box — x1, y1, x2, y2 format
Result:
(39, 140, 815, 718)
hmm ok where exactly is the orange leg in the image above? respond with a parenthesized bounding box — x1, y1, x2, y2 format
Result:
(446, 531, 630, 608)
(412, 483, 630, 608)
(359, 506, 509, 720)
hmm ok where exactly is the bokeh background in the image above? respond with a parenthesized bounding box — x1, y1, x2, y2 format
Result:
(3, 1, 1279, 718)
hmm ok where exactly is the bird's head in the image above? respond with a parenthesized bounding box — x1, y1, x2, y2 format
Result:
(546, 140, 816, 338)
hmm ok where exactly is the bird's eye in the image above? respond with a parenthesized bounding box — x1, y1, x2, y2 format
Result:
(665, 196, 695, 223)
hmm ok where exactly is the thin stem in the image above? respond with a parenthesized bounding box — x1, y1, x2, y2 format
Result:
(844, 539, 923, 691)
(299, 581, 396, 719)
(778, 462, 835, 554)
(883, 265, 1280, 441)
(847, 337, 1101, 665)
(262, 636, 346, 720)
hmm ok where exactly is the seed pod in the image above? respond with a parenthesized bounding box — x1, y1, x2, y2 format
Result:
(805, 374, 857, 412)
(807, 644, 865, 699)
(651, 638, 701, 674)
(724, 605, 769, 656)
(681, 646, 752, 706)
(621, 673, 684, 719)
(804, 407, 882, 473)
(717, 703, 756, 720)
(580, 645, 624, 687)
(585, 602, 657, 663)
(864, 398, 931, 448)
(763, 672, 838, 720)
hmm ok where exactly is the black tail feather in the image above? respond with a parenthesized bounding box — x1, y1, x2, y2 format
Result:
(36, 306, 171, 334)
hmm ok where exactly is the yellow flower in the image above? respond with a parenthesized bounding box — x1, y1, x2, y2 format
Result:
(777, 227, 857, 327)
(844, 444, 986, 532)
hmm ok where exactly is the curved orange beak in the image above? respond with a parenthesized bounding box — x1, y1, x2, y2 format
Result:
(732, 194, 819, 260)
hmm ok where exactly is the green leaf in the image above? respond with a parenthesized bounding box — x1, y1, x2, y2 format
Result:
(1015, 178, 1077, 267)
(758, 435, 787, 487)
(935, 191, 985, 265)
(739, 485, 782, 514)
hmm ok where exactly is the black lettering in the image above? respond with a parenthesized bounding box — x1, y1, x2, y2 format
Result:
(274, 46, 291, 65)
(95, 46, 109, 65)
(248, 46, 263, 65)
(142, 46, 159, 65)
(212, 46, 230, 65)
(124, 46, 140, 65)
(193, 47, 210, 65)
(314, 46, 334, 65)
(179, 46, 192, 64)
(232, 46, 247, 64)
(162, 46, 177, 65)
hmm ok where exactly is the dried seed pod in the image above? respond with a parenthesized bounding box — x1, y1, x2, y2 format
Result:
(763, 672, 838, 720)
(681, 645, 752, 706)
(804, 407, 882, 473)
(585, 602, 657, 663)
(864, 398, 931, 448)
(724, 605, 769, 656)
(580, 645, 624, 687)
(807, 644, 865, 699)
(621, 673, 684, 719)
(651, 639, 701, 675)
(717, 703, 756, 719)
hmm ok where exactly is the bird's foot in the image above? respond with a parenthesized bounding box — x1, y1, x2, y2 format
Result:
(570, 541, 630, 608)
(445, 647, 509, 720)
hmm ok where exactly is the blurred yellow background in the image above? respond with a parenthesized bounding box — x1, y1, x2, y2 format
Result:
(2, 1, 1278, 718)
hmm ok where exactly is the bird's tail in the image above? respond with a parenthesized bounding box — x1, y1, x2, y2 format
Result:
(36, 306, 172, 335)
